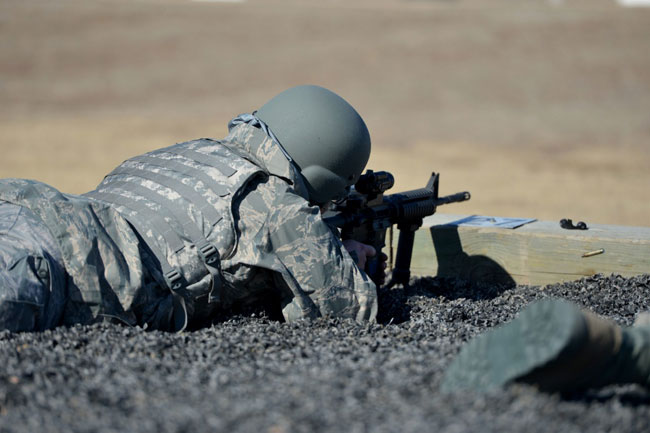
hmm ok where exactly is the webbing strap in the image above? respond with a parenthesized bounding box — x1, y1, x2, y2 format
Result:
(101, 180, 216, 257)
(128, 154, 230, 197)
(88, 189, 185, 254)
(159, 146, 237, 178)
(105, 165, 225, 228)
(97, 178, 222, 299)
(86, 190, 185, 292)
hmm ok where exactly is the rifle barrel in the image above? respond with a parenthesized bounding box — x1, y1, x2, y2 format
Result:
(435, 191, 471, 206)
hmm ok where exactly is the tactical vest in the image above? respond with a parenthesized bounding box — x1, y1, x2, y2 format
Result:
(84, 138, 268, 330)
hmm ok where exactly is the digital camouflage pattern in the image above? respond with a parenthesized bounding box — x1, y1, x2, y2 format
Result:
(0, 120, 377, 331)
(221, 122, 377, 323)
(0, 202, 67, 331)
(0, 179, 145, 327)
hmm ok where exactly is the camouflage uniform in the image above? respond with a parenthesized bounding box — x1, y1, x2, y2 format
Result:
(0, 119, 377, 332)
(0, 202, 67, 331)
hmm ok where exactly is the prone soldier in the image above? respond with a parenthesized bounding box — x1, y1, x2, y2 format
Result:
(0, 85, 380, 332)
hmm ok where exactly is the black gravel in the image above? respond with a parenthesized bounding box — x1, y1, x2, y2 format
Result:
(1, 274, 650, 433)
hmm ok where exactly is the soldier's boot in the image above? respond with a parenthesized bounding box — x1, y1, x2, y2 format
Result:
(441, 298, 650, 392)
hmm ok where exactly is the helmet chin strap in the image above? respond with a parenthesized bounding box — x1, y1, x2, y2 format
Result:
(228, 113, 294, 163)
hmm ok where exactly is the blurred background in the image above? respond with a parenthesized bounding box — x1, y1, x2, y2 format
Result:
(1, 0, 648, 225)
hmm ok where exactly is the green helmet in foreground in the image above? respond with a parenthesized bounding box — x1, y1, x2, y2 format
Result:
(256, 85, 371, 205)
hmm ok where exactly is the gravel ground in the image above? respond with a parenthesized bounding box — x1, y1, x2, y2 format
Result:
(1, 274, 649, 433)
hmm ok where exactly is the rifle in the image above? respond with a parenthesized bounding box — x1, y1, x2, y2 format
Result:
(323, 170, 470, 288)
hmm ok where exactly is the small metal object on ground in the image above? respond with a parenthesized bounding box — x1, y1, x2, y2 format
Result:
(582, 249, 605, 258)
(560, 218, 588, 230)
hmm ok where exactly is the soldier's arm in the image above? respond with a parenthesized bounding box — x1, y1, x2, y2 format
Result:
(268, 193, 378, 323)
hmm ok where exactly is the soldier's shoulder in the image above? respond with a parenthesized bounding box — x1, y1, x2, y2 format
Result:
(0, 178, 67, 203)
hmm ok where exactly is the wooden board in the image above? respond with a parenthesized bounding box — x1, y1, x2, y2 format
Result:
(390, 214, 650, 286)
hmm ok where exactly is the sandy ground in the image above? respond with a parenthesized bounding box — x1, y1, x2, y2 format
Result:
(1, 0, 649, 225)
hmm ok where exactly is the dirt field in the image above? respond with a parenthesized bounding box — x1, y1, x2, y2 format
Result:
(1, 0, 649, 225)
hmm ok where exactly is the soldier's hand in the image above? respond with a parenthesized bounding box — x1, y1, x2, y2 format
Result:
(342, 240, 376, 270)
(374, 252, 389, 287)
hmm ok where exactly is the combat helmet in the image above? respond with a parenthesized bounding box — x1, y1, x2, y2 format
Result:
(256, 85, 371, 205)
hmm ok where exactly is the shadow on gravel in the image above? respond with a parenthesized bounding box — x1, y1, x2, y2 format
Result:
(206, 293, 286, 329)
(375, 226, 520, 325)
(563, 387, 650, 407)
(376, 275, 516, 325)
